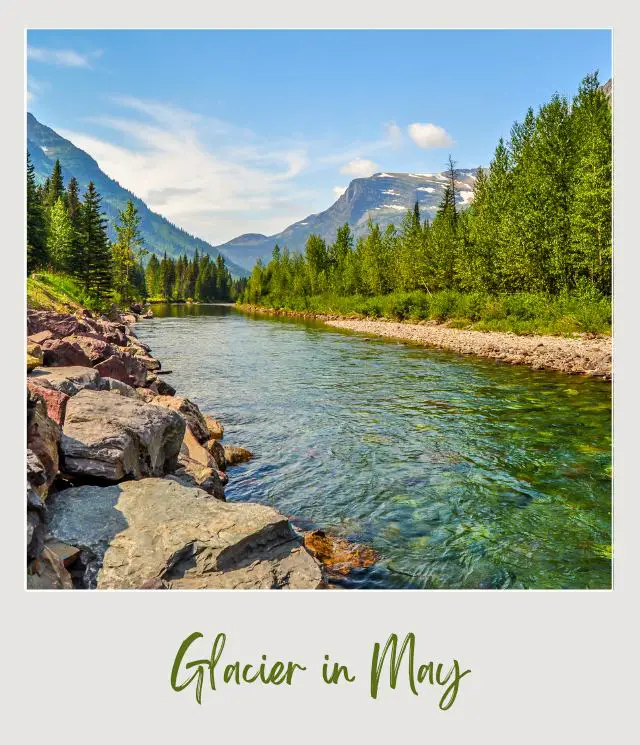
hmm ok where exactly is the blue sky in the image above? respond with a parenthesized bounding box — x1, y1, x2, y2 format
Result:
(27, 30, 611, 245)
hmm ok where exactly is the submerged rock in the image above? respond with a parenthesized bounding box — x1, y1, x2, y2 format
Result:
(303, 530, 380, 576)
(47, 479, 324, 589)
(60, 389, 185, 481)
(223, 445, 254, 465)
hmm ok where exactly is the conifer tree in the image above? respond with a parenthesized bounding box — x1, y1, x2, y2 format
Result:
(26, 152, 47, 273)
(46, 159, 64, 210)
(81, 181, 113, 301)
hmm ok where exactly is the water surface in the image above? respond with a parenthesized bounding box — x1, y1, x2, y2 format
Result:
(136, 304, 612, 589)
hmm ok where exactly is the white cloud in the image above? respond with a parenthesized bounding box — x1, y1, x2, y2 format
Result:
(27, 46, 102, 68)
(407, 122, 455, 149)
(58, 96, 315, 244)
(339, 158, 379, 178)
(333, 185, 347, 199)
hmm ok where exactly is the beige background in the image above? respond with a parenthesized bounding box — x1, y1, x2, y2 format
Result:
(5, 4, 636, 742)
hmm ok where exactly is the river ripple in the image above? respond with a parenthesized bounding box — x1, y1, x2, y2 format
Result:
(136, 304, 612, 590)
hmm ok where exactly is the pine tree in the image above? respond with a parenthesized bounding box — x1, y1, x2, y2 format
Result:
(145, 254, 161, 297)
(81, 182, 113, 301)
(26, 152, 47, 273)
(45, 159, 64, 210)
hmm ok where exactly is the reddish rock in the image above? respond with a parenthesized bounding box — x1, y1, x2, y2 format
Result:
(94, 353, 147, 387)
(303, 530, 379, 576)
(28, 330, 54, 345)
(62, 334, 115, 364)
(153, 395, 210, 443)
(41, 338, 93, 367)
(27, 309, 93, 338)
(26, 381, 69, 425)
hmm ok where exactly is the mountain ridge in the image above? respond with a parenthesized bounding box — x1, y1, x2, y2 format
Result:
(215, 169, 479, 270)
(27, 113, 248, 277)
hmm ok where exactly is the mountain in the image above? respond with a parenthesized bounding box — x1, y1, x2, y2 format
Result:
(215, 169, 479, 270)
(26, 113, 248, 277)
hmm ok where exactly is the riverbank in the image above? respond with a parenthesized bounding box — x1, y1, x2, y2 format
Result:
(26, 304, 326, 590)
(238, 304, 612, 380)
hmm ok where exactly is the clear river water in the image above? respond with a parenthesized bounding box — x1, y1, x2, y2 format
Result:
(136, 304, 612, 590)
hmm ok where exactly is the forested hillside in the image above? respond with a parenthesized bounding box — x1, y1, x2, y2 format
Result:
(242, 74, 612, 335)
(27, 113, 247, 277)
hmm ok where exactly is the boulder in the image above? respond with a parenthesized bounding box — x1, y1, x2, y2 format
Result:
(170, 455, 226, 500)
(206, 438, 226, 470)
(101, 377, 138, 398)
(28, 330, 54, 345)
(223, 445, 254, 465)
(41, 338, 93, 367)
(303, 530, 380, 576)
(27, 393, 60, 497)
(62, 334, 115, 364)
(27, 450, 47, 559)
(26, 381, 69, 425)
(153, 395, 209, 443)
(94, 353, 147, 387)
(182, 426, 215, 468)
(27, 342, 43, 371)
(148, 376, 176, 396)
(27, 544, 73, 590)
(28, 365, 102, 396)
(27, 309, 92, 338)
(60, 389, 186, 482)
(27, 486, 46, 560)
(136, 387, 157, 403)
(135, 354, 161, 372)
(204, 415, 224, 440)
(47, 479, 324, 589)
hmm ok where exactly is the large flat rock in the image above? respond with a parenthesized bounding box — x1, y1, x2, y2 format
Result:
(29, 366, 102, 396)
(60, 390, 185, 481)
(47, 478, 324, 589)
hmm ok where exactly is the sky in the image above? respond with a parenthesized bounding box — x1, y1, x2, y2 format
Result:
(27, 30, 612, 246)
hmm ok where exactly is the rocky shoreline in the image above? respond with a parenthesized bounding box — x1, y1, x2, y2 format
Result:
(26, 305, 327, 589)
(238, 304, 612, 380)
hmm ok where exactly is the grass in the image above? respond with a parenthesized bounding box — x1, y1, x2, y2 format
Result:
(247, 289, 612, 337)
(27, 271, 98, 313)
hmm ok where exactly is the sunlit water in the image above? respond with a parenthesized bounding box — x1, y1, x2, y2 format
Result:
(136, 304, 612, 590)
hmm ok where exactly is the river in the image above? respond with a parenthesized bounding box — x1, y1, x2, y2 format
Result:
(135, 304, 612, 590)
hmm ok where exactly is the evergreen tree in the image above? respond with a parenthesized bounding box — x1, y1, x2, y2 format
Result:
(81, 182, 113, 301)
(569, 72, 612, 294)
(26, 152, 47, 273)
(45, 159, 65, 210)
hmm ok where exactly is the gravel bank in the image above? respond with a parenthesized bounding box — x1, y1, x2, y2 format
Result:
(324, 318, 611, 379)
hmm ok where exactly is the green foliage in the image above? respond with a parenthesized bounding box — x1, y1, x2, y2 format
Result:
(27, 152, 47, 273)
(144, 249, 242, 303)
(241, 72, 611, 333)
(113, 199, 147, 305)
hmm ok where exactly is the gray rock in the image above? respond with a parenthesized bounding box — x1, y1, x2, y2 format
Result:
(47, 478, 324, 589)
(60, 390, 186, 481)
(29, 366, 102, 396)
(153, 395, 209, 443)
(100, 377, 138, 398)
